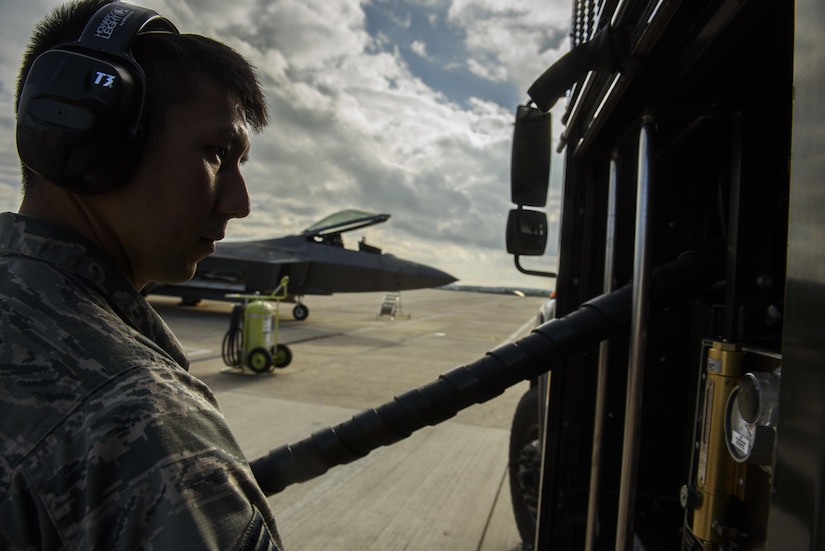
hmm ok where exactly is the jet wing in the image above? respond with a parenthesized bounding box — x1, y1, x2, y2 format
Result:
(144, 239, 305, 302)
(209, 238, 306, 262)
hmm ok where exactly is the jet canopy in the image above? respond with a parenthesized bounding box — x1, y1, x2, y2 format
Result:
(302, 209, 390, 237)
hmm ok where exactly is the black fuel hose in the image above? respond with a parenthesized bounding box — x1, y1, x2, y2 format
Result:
(221, 304, 245, 367)
(250, 245, 724, 495)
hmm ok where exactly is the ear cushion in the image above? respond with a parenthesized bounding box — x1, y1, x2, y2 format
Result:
(16, 3, 178, 193)
(16, 47, 144, 192)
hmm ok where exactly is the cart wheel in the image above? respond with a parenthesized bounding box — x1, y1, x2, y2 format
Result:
(293, 303, 309, 321)
(273, 343, 292, 368)
(247, 347, 273, 373)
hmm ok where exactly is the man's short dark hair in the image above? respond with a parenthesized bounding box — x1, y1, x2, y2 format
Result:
(16, 0, 269, 190)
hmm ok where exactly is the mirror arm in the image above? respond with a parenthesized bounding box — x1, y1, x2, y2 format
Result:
(514, 255, 557, 278)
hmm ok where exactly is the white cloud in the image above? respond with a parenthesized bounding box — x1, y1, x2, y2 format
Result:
(447, 0, 570, 89)
(410, 39, 428, 58)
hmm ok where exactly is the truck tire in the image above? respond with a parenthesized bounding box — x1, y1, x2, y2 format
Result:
(508, 385, 541, 546)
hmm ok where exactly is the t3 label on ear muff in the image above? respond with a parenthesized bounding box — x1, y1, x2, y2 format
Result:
(16, 2, 178, 194)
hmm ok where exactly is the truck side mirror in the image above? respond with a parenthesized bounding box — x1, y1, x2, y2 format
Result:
(506, 209, 548, 256)
(511, 105, 551, 207)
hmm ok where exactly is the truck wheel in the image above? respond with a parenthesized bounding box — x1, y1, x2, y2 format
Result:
(508, 385, 541, 546)
(273, 343, 292, 368)
(247, 347, 273, 373)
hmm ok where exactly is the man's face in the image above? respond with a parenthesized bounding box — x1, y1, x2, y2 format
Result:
(105, 76, 252, 289)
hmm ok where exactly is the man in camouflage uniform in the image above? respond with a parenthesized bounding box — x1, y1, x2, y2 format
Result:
(0, 1, 283, 549)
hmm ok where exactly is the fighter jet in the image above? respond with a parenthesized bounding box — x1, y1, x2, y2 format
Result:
(145, 209, 457, 320)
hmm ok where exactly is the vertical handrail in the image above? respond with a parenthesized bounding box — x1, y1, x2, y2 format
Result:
(585, 152, 619, 550)
(615, 115, 654, 550)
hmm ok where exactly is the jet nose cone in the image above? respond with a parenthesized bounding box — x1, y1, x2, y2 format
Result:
(411, 264, 458, 289)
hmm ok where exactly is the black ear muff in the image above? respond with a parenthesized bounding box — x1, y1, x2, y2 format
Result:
(16, 2, 178, 193)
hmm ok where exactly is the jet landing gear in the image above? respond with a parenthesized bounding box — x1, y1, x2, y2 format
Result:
(292, 300, 309, 321)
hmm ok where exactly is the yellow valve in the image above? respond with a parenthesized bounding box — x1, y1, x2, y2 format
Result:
(690, 341, 746, 544)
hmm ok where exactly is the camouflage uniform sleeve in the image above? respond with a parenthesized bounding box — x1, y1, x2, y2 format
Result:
(0, 363, 283, 550)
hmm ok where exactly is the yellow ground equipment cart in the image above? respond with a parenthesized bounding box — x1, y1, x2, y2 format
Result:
(221, 276, 292, 373)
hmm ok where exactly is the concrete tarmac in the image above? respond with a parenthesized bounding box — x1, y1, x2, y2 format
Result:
(150, 287, 549, 551)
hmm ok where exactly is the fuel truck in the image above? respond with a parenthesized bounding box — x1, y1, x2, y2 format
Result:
(249, 0, 824, 549)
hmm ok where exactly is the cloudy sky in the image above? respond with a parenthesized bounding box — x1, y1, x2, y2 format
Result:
(0, 0, 571, 291)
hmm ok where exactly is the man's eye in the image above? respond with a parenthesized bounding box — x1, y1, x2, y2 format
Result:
(207, 147, 228, 162)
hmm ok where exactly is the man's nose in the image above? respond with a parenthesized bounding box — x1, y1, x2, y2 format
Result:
(220, 169, 251, 219)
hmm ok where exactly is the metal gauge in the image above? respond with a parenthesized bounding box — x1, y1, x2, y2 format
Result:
(724, 371, 781, 465)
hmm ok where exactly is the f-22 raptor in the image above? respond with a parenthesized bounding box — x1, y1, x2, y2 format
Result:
(146, 209, 457, 320)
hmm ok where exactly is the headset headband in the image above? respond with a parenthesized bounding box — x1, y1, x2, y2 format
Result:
(78, 3, 178, 54)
